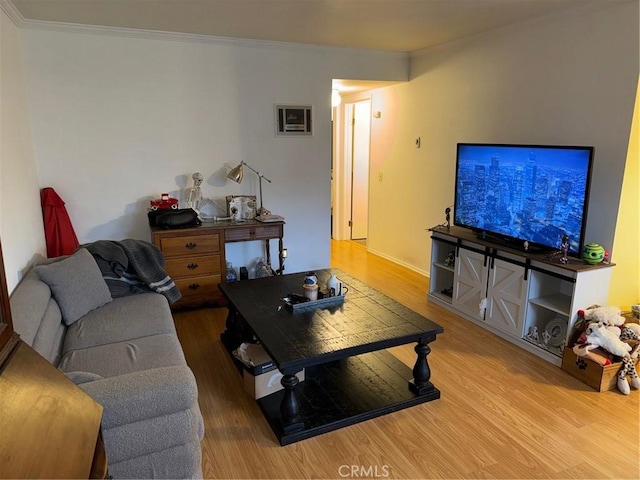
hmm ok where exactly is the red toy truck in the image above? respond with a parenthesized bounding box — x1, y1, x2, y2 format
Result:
(150, 193, 179, 211)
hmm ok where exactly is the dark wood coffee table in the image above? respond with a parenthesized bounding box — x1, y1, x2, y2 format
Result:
(219, 269, 444, 445)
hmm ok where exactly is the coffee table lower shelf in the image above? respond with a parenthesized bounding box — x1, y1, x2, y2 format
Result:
(256, 350, 440, 445)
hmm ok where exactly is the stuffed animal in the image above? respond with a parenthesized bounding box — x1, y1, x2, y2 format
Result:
(622, 322, 640, 339)
(579, 305, 626, 336)
(616, 317, 640, 393)
(584, 322, 631, 357)
(620, 324, 640, 358)
(574, 306, 640, 395)
(574, 305, 621, 343)
(617, 357, 640, 395)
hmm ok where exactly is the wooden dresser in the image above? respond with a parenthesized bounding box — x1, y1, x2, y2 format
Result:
(151, 220, 284, 309)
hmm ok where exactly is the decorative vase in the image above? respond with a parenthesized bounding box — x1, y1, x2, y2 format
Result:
(226, 262, 238, 282)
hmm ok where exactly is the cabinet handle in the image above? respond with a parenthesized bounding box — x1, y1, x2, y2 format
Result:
(187, 263, 199, 270)
(185, 242, 198, 249)
(188, 283, 200, 290)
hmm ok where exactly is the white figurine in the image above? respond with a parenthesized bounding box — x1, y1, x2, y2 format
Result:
(560, 235, 569, 264)
(188, 172, 204, 212)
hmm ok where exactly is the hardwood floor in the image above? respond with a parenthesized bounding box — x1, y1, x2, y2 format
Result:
(173, 240, 639, 479)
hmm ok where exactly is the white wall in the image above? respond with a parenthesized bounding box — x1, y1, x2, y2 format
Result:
(20, 27, 407, 275)
(365, 2, 639, 275)
(6, 2, 637, 286)
(0, 7, 46, 291)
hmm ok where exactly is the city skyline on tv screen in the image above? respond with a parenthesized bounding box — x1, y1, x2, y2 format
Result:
(454, 144, 593, 254)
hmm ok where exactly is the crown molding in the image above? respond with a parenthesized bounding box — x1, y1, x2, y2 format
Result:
(16, 14, 407, 59)
(0, 0, 25, 27)
(410, 0, 631, 59)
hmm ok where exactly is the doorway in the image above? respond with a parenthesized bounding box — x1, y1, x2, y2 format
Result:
(350, 100, 371, 241)
(332, 97, 372, 242)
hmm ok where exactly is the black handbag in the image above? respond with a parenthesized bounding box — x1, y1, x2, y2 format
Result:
(148, 208, 201, 229)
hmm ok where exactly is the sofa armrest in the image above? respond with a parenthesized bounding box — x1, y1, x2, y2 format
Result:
(78, 365, 199, 429)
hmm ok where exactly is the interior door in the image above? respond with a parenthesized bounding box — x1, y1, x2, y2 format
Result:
(350, 100, 371, 240)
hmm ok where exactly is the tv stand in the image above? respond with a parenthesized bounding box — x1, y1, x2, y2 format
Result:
(428, 225, 614, 366)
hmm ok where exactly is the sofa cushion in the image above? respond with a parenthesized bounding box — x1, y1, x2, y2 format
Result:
(64, 371, 105, 385)
(10, 270, 53, 346)
(107, 439, 203, 480)
(31, 298, 65, 364)
(100, 405, 203, 464)
(35, 248, 112, 326)
(63, 293, 175, 355)
(78, 365, 200, 429)
(58, 334, 187, 378)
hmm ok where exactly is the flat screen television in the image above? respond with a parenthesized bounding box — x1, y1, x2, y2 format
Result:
(454, 143, 594, 256)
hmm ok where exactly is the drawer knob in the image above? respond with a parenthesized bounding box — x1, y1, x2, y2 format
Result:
(185, 242, 198, 249)
(188, 283, 200, 290)
(187, 263, 199, 270)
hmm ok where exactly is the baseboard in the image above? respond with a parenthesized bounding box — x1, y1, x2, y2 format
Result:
(365, 247, 430, 278)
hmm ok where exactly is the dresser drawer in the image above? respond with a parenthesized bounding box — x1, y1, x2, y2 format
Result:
(165, 255, 221, 278)
(253, 224, 282, 239)
(174, 275, 222, 298)
(224, 228, 252, 242)
(160, 234, 221, 257)
(225, 225, 282, 242)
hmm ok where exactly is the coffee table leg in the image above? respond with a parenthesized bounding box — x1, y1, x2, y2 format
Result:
(409, 340, 435, 395)
(220, 308, 252, 350)
(280, 373, 304, 433)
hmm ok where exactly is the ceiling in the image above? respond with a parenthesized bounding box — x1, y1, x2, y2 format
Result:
(8, 0, 627, 94)
(10, 0, 621, 53)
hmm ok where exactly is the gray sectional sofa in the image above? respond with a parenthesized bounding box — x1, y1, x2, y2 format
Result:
(9, 245, 204, 479)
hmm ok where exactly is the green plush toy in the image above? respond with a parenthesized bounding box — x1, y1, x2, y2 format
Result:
(582, 243, 605, 264)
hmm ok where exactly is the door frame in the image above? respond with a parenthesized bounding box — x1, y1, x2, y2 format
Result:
(350, 100, 371, 240)
(332, 93, 372, 241)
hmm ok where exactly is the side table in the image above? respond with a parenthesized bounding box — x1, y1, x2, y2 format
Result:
(151, 219, 285, 309)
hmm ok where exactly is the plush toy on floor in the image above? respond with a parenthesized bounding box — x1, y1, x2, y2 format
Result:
(575, 305, 640, 395)
(583, 322, 631, 357)
(617, 357, 640, 395)
(578, 305, 626, 336)
(620, 323, 640, 353)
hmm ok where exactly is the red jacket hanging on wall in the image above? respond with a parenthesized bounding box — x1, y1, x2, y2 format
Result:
(41, 187, 79, 258)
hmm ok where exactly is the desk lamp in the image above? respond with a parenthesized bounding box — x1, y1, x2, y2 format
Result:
(227, 161, 272, 217)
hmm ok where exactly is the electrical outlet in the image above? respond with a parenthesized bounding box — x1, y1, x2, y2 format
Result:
(378, 172, 383, 182)
(415, 137, 421, 148)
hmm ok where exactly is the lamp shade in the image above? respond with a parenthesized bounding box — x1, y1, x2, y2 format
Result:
(227, 163, 244, 183)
